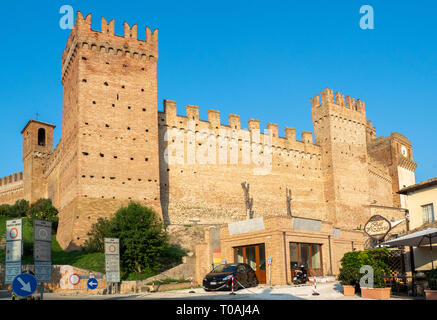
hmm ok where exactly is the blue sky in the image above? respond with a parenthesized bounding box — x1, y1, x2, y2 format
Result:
(0, 0, 436, 182)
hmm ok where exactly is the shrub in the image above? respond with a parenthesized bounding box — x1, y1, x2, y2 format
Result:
(4, 200, 29, 218)
(84, 202, 187, 276)
(83, 217, 115, 253)
(27, 198, 59, 233)
(0, 204, 10, 216)
(338, 248, 391, 289)
(426, 269, 437, 290)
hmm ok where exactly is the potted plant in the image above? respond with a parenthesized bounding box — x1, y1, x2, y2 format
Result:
(360, 273, 392, 300)
(425, 270, 437, 300)
(338, 266, 358, 296)
(338, 251, 361, 296)
(338, 248, 392, 299)
(359, 248, 392, 300)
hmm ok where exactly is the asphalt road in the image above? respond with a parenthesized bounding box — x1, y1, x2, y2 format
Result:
(0, 283, 421, 300)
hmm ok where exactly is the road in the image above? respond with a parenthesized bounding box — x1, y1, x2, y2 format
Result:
(0, 282, 421, 300)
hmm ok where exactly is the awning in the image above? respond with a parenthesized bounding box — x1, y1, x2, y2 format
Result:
(380, 228, 437, 247)
(380, 228, 437, 271)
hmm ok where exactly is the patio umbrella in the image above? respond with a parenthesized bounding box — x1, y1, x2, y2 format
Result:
(380, 228, 437, 270)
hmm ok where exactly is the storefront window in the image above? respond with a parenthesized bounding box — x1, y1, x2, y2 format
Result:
(259, 243, 266, 271)
(311, 244, 321, 269)
(300, 244, 310, 268)
(289, 243, 299, 269)
(246, 246, 257, 271)
(235, 247, 244, 263)
(289, 242, 322, 271)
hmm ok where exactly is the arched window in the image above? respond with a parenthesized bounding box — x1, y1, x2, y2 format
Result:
(38, 128, 46, 146)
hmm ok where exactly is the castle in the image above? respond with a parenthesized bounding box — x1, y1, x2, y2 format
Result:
(0, 12, 418, 281)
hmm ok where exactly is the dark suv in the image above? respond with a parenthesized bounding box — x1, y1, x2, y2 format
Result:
(203, 263, 258, 291)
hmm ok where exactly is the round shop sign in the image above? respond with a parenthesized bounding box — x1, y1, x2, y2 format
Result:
(364, 215, 392, 241)
(69, 273, 81, 286)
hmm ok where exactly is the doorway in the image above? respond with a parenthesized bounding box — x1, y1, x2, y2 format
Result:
(234, 243, 266, 283)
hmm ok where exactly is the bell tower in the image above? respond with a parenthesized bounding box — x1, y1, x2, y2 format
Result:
(21, 120, 56, 204)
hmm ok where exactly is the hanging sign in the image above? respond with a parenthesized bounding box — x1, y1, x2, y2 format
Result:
(364, 215, 392, 241)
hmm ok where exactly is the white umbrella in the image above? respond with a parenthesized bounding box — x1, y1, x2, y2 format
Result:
(380, 228, 437, 270)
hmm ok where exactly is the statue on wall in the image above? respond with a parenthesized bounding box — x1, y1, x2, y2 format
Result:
(241, 182, 254, 219)
(286, 187, 292, 217)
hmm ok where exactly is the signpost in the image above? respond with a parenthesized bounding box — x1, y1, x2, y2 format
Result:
(12, 273, 38, 297)
(364, 215, 392, 241)
(105, 238, 120, 293)
(69, 273, 81, 286)
(5, 219, 22, 284)
(33, 220, 52, 300)
(87, 278, 98, 290)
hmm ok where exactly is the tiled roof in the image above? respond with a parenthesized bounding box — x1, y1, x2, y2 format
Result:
(397, 177, 437, 194)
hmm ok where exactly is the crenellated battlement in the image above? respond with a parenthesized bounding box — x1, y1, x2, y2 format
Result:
(0, 172, 23, 188)
(160, 100, 320, 153)
(61, 11, 158, 83)
(311, 87, 366, 115)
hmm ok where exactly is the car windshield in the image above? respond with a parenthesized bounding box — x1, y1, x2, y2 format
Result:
(211, 264, 237, 273)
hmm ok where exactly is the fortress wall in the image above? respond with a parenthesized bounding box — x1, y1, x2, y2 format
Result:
(368, 157, 394, 207)
(158, 103, 326, 229)
(0, 172, 24, 205)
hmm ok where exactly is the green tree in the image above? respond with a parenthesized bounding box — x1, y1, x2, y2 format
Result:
(0, 204, 10, 216)
(84, 202, 186, 275)
(7, 199, 29, 218)
(27, 198, 59, 233)
(83, 217, 115, 253)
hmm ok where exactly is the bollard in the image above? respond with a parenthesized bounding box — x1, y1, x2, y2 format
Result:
(312, 276, 320, 296)
(152, 278, 155, 293)
(229, 276, 236, 295)
(189, 277, 195, 293)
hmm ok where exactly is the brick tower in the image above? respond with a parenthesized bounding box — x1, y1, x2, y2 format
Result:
(311, 88, 371, 229)
(21, 120, 56, 204)
(366, 131, 417, 208)
(56, 12, 161, 250)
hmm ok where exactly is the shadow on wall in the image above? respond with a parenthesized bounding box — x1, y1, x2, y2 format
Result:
(158, 113, 170, 226)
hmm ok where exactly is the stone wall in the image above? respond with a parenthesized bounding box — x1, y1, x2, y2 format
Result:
(0, 172, 24, 205)
(0, 264, 107, 295)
